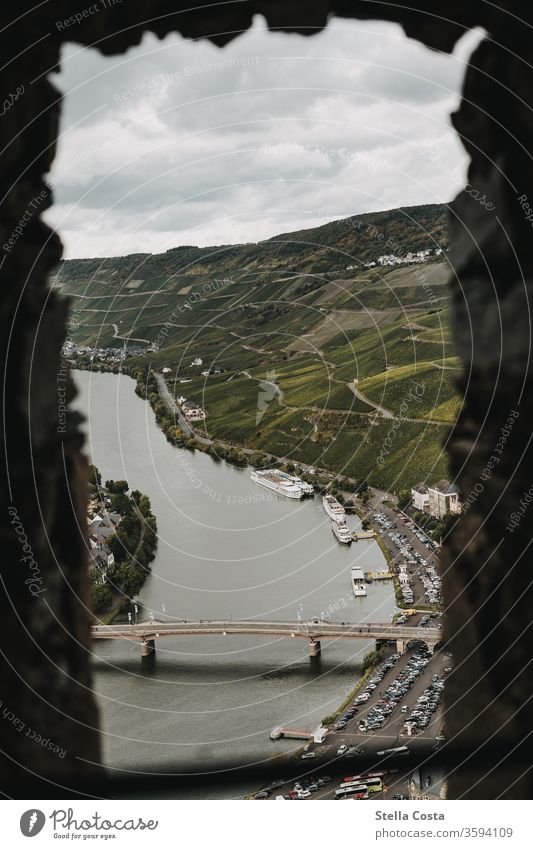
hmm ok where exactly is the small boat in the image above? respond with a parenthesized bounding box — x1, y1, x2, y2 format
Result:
(351, 567, 367, 597)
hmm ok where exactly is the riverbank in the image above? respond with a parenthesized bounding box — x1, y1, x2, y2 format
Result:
(88, 468, 158, 620)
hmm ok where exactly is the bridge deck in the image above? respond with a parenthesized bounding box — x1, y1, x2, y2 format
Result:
(92, 620, 441, 642)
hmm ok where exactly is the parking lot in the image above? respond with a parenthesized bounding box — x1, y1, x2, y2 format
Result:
(371, 506, 442, 607)
(258, 646, 449, 800)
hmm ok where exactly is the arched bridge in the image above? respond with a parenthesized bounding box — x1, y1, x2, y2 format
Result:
(92, 620, 442, 660)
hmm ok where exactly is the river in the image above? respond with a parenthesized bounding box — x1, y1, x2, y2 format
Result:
(74, 369, 397, 796)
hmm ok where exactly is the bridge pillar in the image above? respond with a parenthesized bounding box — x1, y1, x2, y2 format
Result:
(308, 639, 321, 658)
(396, 639, 406, 654)
(141, 638, 155, 657)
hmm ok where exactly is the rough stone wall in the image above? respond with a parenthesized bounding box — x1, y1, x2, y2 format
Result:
(444, 32, 533, 799)
(0, 22, 101, 788)
(1, 0, 532, 797)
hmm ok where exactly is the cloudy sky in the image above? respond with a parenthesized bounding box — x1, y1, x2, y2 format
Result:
(46, 18, 479, 259)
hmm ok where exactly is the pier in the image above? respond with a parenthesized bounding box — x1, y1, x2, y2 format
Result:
(270, 727, 313, 740)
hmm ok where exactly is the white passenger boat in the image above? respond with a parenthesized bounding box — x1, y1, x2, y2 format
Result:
(323, 494, 345, 522)
(274, 469, 314, 496)
(251, 469, 304, 499)
(331, 521, 352, 544)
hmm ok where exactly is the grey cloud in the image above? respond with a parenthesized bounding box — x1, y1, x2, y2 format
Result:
(47, 19, 471, 258)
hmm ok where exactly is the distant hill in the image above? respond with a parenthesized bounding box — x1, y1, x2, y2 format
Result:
(56, 203, 448, 285)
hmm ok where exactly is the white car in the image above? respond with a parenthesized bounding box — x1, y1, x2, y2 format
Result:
(297, 790, 311, 799)
(336, 744, 348, 756)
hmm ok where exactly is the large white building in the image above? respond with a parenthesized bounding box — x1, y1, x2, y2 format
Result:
(427, 480, 461, 518)
(411, 482, 429, 512)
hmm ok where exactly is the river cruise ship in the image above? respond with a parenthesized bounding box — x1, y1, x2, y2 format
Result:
(251, 469, 304, 499)
(323, 494, 345, 522)
(331, 521, 352, 544)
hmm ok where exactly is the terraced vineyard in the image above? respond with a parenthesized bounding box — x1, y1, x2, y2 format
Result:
(60, 203, 460, 491)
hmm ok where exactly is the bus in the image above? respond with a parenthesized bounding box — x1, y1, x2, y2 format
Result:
(342, 776, 384, 792)
(335, 784, 368, 799)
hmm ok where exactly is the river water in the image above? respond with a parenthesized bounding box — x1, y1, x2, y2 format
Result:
(74, 370, 397, 795)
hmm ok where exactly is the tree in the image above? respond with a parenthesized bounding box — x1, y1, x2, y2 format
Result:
(398, 489, 412, 510)
(358, 478, 370, 495)
(105, 479, 129, 494)
(91, 584, 113, 613)
(110, 492, 132, 514)
(138, 494, 151, 515)
(116, 563, 145, 597)
(89, 465, 101, 487)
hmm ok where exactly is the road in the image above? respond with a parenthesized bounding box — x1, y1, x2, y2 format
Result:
(347, 379, 393, 418)
(154, 372, 202, 440)
(346, 380, 447, 426)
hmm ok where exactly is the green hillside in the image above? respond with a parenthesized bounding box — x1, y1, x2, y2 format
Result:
(59, 203, 459, 491)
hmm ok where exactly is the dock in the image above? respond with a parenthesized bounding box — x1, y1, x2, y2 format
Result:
(270, 725, 327, 742)
(352, 530, 377, 540)
(365, 570, 394, 581)
(270, 726, 313, 741)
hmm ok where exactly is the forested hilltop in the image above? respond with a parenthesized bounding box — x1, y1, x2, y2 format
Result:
(57, 203, 447, 286)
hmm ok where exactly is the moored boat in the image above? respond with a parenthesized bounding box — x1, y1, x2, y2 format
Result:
(323, 494, 345, 522)
(251, 469, 304, 499)
(351, 566, 367, 597)
(331, 521, 352, 544)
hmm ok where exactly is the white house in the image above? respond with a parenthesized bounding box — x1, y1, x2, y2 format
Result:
(184, 405, 206, 422)
(411, 482, 429, 512)
(427, 480, 461, 518)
